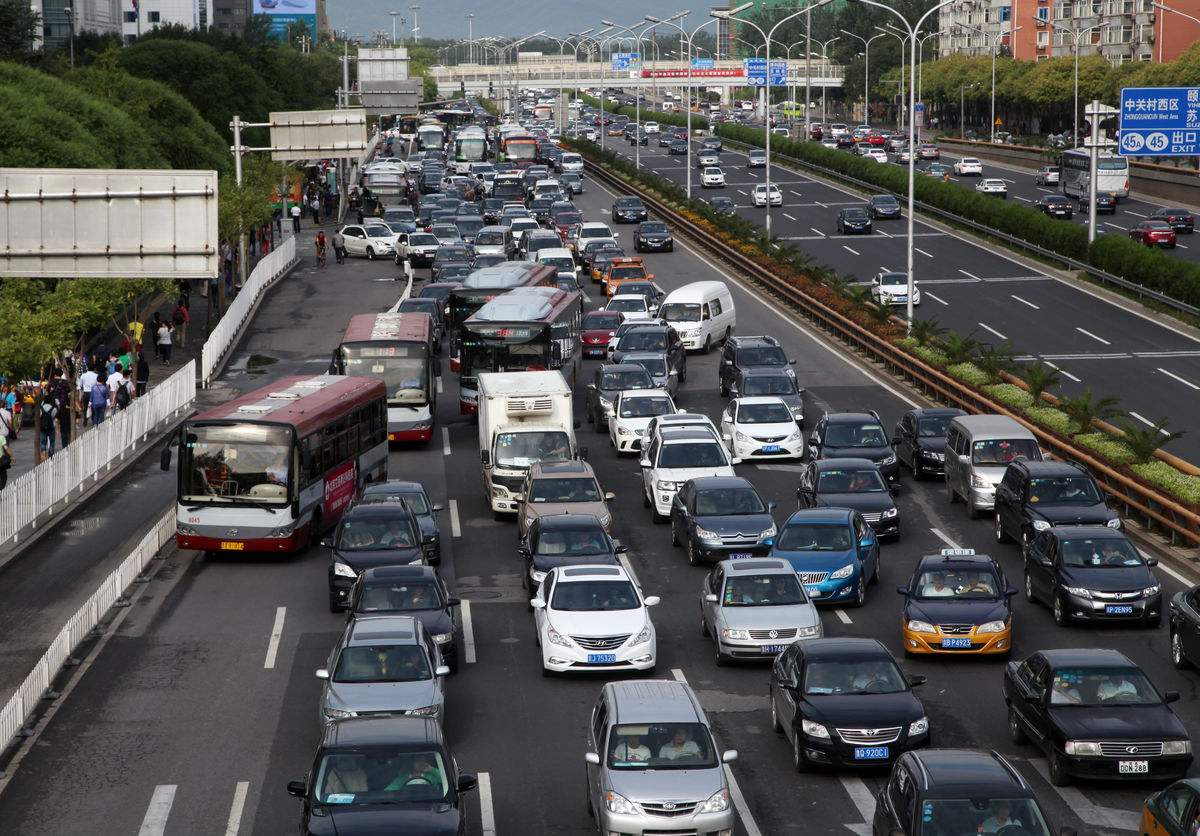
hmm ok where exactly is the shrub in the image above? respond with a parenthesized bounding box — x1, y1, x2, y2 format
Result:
(947, 362, 990, 387)
(1058, 389, 1121, 433)
(985, 383, 1035, 409)
(1131, 461, 1200, 505)
(1117, 417, 1185, 464)
(1074, 432, 1138, 465)
(1024, 406, 1074, 436)
(1021, 363, 1061, 402)
(942, 330, 980, 364)
(912, 345, 949, 367)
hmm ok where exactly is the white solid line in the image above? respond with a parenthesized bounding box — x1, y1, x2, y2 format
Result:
(783, 213, 797, 220)
(671, 667, 687, 682)
(461, 599, 477, 663)
(1159, 367, 1200, 390)
(1043, 362, 1081, 383)
(436, 376, 443, 394)
(925, 291, 949, 306)
(835, 608, 853, 625)
(930, 528, 961, 549)
(840, 775, 878, 826)
(449, 499, 461, 537)
(263, 606, 286, 670)
(914, 247, 934, 257)
(1011, 294, 1040, 310)
(842, 245, 860, 256)
(442, 426, 451, 456)
(979, 322, 1008, 340)
(958, 269, 981, 281)
(1076, 327, 1111, 345)
(138, 785, 178, 836)
(225, 781, 249, 836)
(478, 772, 497, 835)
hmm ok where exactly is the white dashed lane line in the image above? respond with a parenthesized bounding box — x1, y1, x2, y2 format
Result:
(225, 781, 249, 836)
(842, 245, 860, 256)
(930, 528, 961, 549)
(138, 785, 177, 836)
(924, 291, 949, 306)
(449, 499, 462, 537)
(1011, 294, 1040, 310)
(914, 247, 934, 257)
(1043, 361, 1082, 383)
(263, 606, 286, 670)
(1076, 327, 1111, 345)
(1129, 411, 1171, 434)
(834, 609, 853, 625)
(461, 599, 477, 663)
(979, 322, 1008, 340)
(442, 426, 451, 456)
(1158, 367, 1200, 390)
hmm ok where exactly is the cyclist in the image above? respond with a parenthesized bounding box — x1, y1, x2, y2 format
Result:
(314, 231, 328, 267)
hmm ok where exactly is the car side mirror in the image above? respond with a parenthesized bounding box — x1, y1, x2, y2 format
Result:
(159, 446, 172, 471)
(604, 491, 616, 501)
(639, 457, 651, 468)
(889, 485, 901, 496)
(788, 359, 797, 365)
(908, 674, 927, 687)
(1165, 690, 1181, 704)
(730, 457, 742, 465)
(1006, 587, 1019, 597)
(859, 537, 873, 548)
(448, 597, 461, 607)
(891, 435, 900, 446)
(1059, 828, 1078, 836)
(585, 752, 601, 765)
(721, 750, 738, 763)
(705, 593, 719, 603)
(896, 586, 908, 595)
(320, 538, 333, 548)
(431, 503, 445, 512)
(768, 500, 777, 511)
(1024, 692, 1043, 704)
(435, 665, 450, 677)
(517, 545, 529, 556)
(457, 774, 478, 793)
(480, 450, 491, 466)
(531, 598, 546, 609)
(315, 668, 329, 680)
(287, 780, 307, 798)
(958, 454, 970, 464)
(644, 596, 661, 607)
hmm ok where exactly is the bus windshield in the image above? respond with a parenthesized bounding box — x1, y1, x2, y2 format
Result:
(180, 423, 293, 505)
(457, 138, 486, 161)
(461, 330, 550, 381)
(341, 344, 429, 406)
(507, 142, 537, 161)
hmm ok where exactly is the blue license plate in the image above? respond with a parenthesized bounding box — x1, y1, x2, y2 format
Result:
(730, 552, 753, 559)
(762, 444, 782, 453)
(854, 747, 890, 760)
(805, 585, 822, 597)
(763, 645, 786, 654)
(940, 637, 972, 649)
(587, 653, 617, 664)
(1105, 605, 1134, 615)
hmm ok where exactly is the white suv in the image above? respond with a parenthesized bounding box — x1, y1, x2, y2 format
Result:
(610, 390, 677, 454)
(641, 428, 738, 521)
(701, 166, 726, 188)
(953, 157, 983, 175)
(752, 184, 783, 207)
(871, 270, 921, 306)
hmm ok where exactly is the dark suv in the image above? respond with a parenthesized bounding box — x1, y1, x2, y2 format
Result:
(585, 362, 656, 429)
(719, 335, 796, 397)
(892, 407, 966, 480)
(610, 323, 687, 378)
(611, 195, 648, 224)
(323, 501, 424, 612)
(808, 411, 899, 482)
(796, 458, 900, 539)
(993, 460, 1120, 550)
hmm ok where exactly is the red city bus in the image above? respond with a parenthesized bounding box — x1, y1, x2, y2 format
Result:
(170, 375, 388, 554)
(448, 262, 557, 372)
(499, 133, 538, 167)
(330, 312, 437, 443)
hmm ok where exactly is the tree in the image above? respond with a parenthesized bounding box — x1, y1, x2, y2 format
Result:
(1020, 362, 1060, 402)
(0, 0, 39, 62)
(1058, 389, 1121, 434)
(941, 330, 980, 364)
(1118, 418, 1185, 464)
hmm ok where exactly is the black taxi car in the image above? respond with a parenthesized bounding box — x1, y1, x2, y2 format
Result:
(898, 549, 1016, 658)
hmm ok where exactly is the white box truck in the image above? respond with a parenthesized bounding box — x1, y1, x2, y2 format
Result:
(477, 370, 579, 516)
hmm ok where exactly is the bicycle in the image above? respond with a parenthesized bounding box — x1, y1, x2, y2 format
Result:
(316, 246, 327, 268)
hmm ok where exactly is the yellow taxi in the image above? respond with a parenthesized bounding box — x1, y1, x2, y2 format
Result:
(898, 549, 1014, 657)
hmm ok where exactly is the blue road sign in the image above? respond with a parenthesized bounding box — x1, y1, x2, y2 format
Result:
(611, 52, 641, 71)
(1118, 87, 1200, 156)
(743, 58, 787, 87)
(692, 57, 715, 70)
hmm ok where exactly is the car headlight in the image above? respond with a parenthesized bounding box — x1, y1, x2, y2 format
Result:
(409, 704, 440, 717)
(1064, 741, 1101, 756)
(657, 480, 681, 492)
(721, 628, 750, 641)
(970, 473, 991, 488)
(632, 623, 652, 645)
(977, 620, 1007, 634)
(1031, 519, 1052, 531)
(1063, 585, 1092, 599)
(605, 791, 638, 815)
(801, 718, 830, 739)
(598, 396, 612, 409)
(759, 524, 777, 541)
(881, 455, 896, 465)
(332, 560, 356, 578)
(830, 564, 855, 580)
(883, 507, 899, 519)
(432, 632, 453, 644)
(734, 430, 750, 442)
(324, 707, 356, 720)
(1164, 740, 1192, 755)
(1106, 518, 1123, 529)
(1144, 585, 1161, 597)
(907, 619, 936, 634)
(908, 717, 929, 736)
(787, 429, 803, 442)
(530, 568, 547, 583)
(598, 514, 611, 527)
(798, 624, 821, 638)
(695, 526, 722, 544)
(698, 789, 731, 814)
(546, 626, 573, 648)
(617, 425, 631, 435)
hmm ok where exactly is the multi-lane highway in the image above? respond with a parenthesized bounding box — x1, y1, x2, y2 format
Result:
(598, 131, 1200, 463)
(1, 169, 1198, 835)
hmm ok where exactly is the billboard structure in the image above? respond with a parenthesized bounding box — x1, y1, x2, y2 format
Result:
(357, 48, 421, 116)
(0, 169, 218, 279)
(253, 0, 317, 39)
(267, 110, 369, 161)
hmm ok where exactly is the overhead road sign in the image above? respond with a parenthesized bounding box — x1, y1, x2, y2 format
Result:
(641, 68, 745, 79)
(691, 58, 715, 70)
(611, 53, 641, 71)
(1118, 87, 1200, 156)
(268, 109, 369, 161)
(0, 168, 218, 279)
(744, 58, 787, 87)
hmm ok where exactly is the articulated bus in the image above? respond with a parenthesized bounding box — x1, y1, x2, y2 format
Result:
(453, 124, 489, 174)
(447, 262, 557, 372)
(330, 312, 438, 443)
(1059, 149, 1131, 200)
(458, 286, 582, 414)
(170, 375, 387, 554)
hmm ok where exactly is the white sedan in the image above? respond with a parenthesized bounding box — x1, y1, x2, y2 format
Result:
(531, 564, 659, 675)
(753, 184, 783, 207)
(871, 270, 921, 306)
(609, 390, 677, 454)
(719, 397, 805, 461)
(340, 224, 397, 260)
(975, 178, 1008, 198)
(864, 149, 889, 163)
(605, 295, 654, 323)
(701, 166, 726, 188)
(953, 157, 983, 175)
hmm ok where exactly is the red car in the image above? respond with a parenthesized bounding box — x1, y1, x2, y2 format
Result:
(1129, 220, 1177, 248)
(808, 125, 823, 140)
(580, 310, 623, 358)
(866, 133, 887, 147)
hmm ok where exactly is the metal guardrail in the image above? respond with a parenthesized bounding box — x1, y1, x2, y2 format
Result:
(0, 509, 175, 757)
(582, 155, 1200, 548)
(717, 134, 1200, 319)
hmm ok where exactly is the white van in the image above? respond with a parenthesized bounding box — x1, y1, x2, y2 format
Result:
(658, 281, 736, 353)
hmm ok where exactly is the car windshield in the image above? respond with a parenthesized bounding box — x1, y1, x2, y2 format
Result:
(357, 580, 443, 612)
(816, 469, 887, 494)
(738, 402, 793, 424)
(972, 438, 1040, 466)
(361, 489, 430, 513)
(738, 347, 788, 366)
(742, 374, 796, 396)
(607, 723, 717, 770)
(917, 798, 1052, 836)
(610, 266, 646, 280)
(617, 331, 667, 352)
(494, 431, 572, 469)
(314, 749, 450, 805)
(555, 212, 583, 225)
(629, 357, 668, 377)
(1060, 537, 1144, 568)
(641, 223, 669, 234)
(918, 416, 952, 437)
(608, 298, 647, 313)
(334, 644, 430, 683)
(580, 227, 612, 239)
(337, 517, 417, 551)
(803, 659, 908, 695)
(584, 312, 621, 330)
(777, 523, 853, 551)
(1049, 668, 1160, 706)
(365, 227, 392, 239)
(724, 573, 805, 606)
(659, 302, 702, 322)
(541, 256, 575, 272)
(690, 488, 762, 516)
(602, 370, 654, 390)
(658, 442, 728, 469)
(620, 396, 673, 418)
(824, 423, 888, 447)
(529, 477, 602, 503)
(409, 234, 438, 246)
(551, 579, 639, 610)
(1029, 476, 1102, 505)
(913, 568, 1001, 600)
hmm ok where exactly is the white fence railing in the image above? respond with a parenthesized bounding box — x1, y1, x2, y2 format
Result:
(0, 509, 175, 754)
(201, 235, 297, 386)
(0, 363, 195, 547)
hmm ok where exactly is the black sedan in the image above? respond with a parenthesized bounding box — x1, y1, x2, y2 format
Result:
(634, 220, 674, 252)
(324, 502, 424, 612)
(1151, 206, 1195, 233)
(667, 139, 688, 155)
(1005, 648, 1192, 785)
(347, 565, 461, 670)
(358, 480, 445, 564)
(808, 410, 899, 482)
(519, 513, 623, 598)
(837, 207, 873, 235)
(795, 458, 900, 539)
(1080, 192, 1117, 214)
(892, 407, 965, 479)
(670, 476, 776, 566)
(710, 196, 737, 215)
(769, 637, 928, 770)
(611, 196, 648, 224)
(1036, 194, 1075, 218)
(1170, 584, 1200, 669)
(868, 194, 902, 219)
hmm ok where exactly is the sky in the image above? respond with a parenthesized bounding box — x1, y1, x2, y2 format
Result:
(326, 1, 728, 41)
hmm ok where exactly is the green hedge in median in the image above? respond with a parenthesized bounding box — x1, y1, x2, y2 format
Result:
(577, 92, 694, 131)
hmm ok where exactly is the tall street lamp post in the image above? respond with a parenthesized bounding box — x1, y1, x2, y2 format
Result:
(954, 20, 1021, 143)
(1043, 18, 1100, 144)
(840, 29, 886, 125)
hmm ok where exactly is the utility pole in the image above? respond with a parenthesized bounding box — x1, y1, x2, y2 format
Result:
(1084, 100, 1118, 245)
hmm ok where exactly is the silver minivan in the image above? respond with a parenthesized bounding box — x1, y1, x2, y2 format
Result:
(585, 680, 737, 835)
(473, 225, 514, 259)
(944, 415, 1043, 517)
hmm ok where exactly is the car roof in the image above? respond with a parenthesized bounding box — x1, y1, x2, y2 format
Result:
(323, 715, 443, 748)
(1011, 460, 1088, 478)
(813, 457, 880, 470)
(718, 557, 793, 574)
(908, 750, 1029, 796)
(825, 412, 881, 423)
(915, 551, 999, 571)
(735, 396, 790, 407)
(359, 565, 438, 582)
(785, 507, 855, 524)
(347, 614, 420, 646)
(554, 564, 629, 582)
(909, 407, 967, 418)
(1047, 525, 1129, 542)
(689, 476, 755, 491)
(605, 680, 704, 724)
(799, 637, 891, 660)
(344, 501, 417, 520)
(601, 362, 651, 374)
(1038, 648, 1134, 668)
(363, 480, 425, 494)
(531, 459, 594, 477)
(660, 428, 722, 443)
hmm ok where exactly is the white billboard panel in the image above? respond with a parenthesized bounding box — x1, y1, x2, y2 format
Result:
(269, 109, 369, 161)
(358, 48, 410, 82)
(0, 168, 218, 279)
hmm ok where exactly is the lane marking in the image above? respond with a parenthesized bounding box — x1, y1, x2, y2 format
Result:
(449, 499, 462, 537)
(930, 528, 961, 549)
(224, 781, 249, 836)
(1126, 209, 1147, 218)
(1011, 294, 1040, 310)
(436, 376, 443, 394)
(263, 606, 286, 670)
(737, 189, 748, 195)
(810, 227, 826, 238)
(1043, 361, 1081, 383)
(925, 291, 949, 306)
(835, 608, 853, 625)
(878, 229, 892, 238)
(1103, 221, 1127, 230)
(1014, 195, 1032, 202)
(1159, 367, 1200, 390)
(1177, 242, 1189, 249)
(1129, 411, 1170, 434)
(461, 599, 477, 663)
(958, 269, 981, 281)
(815, 200, 828, 208)
(842, 245, 861, 256)
(979, 322, 1008, 340)
(1075, 327, 1111, 345)
(1024, 758, 1141, 832)
(839, 776, 879, 834)
(671, 667, 687, 682)
(138, 785, 178, 836)
(478, 772, 497, 835)
(783, 213, 797, 220)
(442, 426, 451, 456)
(915, 247, 933, 257)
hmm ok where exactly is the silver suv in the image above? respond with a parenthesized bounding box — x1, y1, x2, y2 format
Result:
(585, 680, 737, 835)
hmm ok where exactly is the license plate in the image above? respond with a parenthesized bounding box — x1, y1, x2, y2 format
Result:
(940, 637, 972, 649)
(763, 645, 786, 654)
(1105, 605, 1134, 615)
(587, 653, 617, 664)
(762, 445, 782, 453)
(805, 585, 822, 597)
(730, 552, 753, 560)
(220, 541, 244, 551)
(1119, 760, 1149, 774)
(854, 747, 890, 760)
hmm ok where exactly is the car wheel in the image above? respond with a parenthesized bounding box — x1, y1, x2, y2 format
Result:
(714, 640, 728, 667)
(1053, 593, 1069, 627)
(594, 411, 606, 433)
(1172, 629, 1190, 669)
(367, 247, 376, 260)
(701, 334, 711, 354)
(687, 538, 701, 566)
(700, 614, 710, 637)
(720, 379, 728, 397)
(328, 595, 342, 613)
(1008, 706, 1028, 745)
(791, 733, 808, 773)
(1024, 572, 1036, 604)
(770, 696, 783, 733)
(1048, 750, 1071, 787)
(994, 512, 1010, 543)
(670, 521, 681, 547)
(851, 577, 866, 608)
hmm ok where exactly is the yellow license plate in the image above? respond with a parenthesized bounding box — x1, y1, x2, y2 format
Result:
(220, 541, 244, 551)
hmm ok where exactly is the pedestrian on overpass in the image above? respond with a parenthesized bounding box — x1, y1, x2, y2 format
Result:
(135, 352, 150, 397)
(47, 366, 71, 449)
(310, 195, 321, 226)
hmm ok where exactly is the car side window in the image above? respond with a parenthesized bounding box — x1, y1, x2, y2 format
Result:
(710, 298, 723, 317)
(1159, 783, 1195, 827)
(1000, 467, 1020, 494)
(592, 700, 608, 748)
(712, 567, 724, 595)
(946, 427, 961, 456)
(542, 572, 554, 602)
(702, 303, 712, 321)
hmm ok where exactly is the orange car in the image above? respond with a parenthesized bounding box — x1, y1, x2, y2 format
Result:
(602, 257, 654, 296)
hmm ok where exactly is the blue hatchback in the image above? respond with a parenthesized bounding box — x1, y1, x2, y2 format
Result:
(771, 508, 879, 607)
